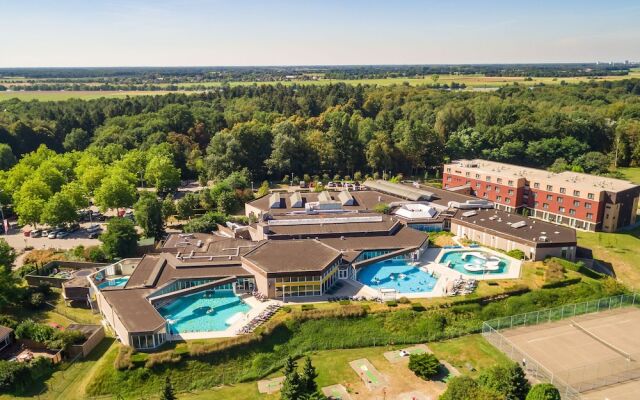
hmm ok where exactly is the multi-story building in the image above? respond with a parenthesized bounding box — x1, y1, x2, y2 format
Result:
(443, 159, 640, 232)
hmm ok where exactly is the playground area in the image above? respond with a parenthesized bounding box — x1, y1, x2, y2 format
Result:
(493, 306, 640, 396)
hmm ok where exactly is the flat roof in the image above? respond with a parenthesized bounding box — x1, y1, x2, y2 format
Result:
(452, 208, 576, 246)
(243, 240, 342, 274)
(246, 190, 404, 213)
(263, 213, 398, 238)
(363, 180, 434, 201)
(447, 159, 639, 195)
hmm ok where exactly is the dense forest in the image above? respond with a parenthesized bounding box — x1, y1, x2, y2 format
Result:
(1, 79, 640, 226)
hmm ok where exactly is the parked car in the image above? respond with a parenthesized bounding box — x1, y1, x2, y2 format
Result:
(48, 230, 60, 239)
(88, 231, 101, 239)
(68, 223, 80, 232)
(41, 230, 49, 237)
(30, 229, 42, 238)
(327, 181, 336, 188)
(86, 224, 101, 233)
(56, 231, 69, 239)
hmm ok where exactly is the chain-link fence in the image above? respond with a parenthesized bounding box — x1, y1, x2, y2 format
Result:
(482, 293, 639, 398)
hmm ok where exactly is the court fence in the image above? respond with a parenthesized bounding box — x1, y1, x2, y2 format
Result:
(482, 293, 639, 398)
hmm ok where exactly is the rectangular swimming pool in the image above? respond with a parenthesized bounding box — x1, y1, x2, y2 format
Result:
(356, 259, 438, 294)
(98, 276, 130, 289)
(158, 289, 251, 334)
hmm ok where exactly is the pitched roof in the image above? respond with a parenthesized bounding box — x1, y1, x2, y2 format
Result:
(243, 240, 342, 274)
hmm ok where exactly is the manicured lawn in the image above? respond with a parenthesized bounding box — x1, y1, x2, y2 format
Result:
(578, 227, 640, 289)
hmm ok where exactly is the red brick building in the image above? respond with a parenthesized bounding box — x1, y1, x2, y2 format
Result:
(443, 159, 640, 232)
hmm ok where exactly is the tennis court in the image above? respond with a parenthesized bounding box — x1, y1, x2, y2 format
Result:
(500, 307, 640, 394)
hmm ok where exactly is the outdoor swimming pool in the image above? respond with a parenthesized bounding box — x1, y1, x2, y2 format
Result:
(440, 250, 510, 275)
(158, 289, 251, 334)
(98, 276, 130, 289)
(356, 259, 438, 293)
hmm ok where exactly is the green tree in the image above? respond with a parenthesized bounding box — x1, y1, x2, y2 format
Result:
(300, 356, 318, 394)
(525, 383, 561, 400)
(0, 144, 16, 170)
(440, 376, 500, 400)
(256, 180, 270, 198)
(63, 128, 90, 151)
(0, 239, 16, 268)
(100, 218, 139, 259)
(94, 175, 137, 213)
(280, 357, 303, 400)
(134, 192, 164, 239)
(478, 363, 530, 400)
(145, 155, 181, 194)
(41, 192, 78, 226)
(176, 192, 199, 220)
(408, 353, 441, 380)
(160, 376, 176, 400)
(162, 194, 177, 220)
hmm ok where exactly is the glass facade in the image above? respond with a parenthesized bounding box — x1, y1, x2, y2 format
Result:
(274, 261, 339, 298)
(131, 332, 167, 350)
(409, 223, 443, 232)
(354, 250, 392, 262)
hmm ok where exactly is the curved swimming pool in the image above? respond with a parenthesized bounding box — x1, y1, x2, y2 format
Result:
(356, 259, 438, 294)
(440, 250, 510, 275)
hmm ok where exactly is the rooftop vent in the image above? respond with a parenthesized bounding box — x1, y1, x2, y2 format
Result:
(462, 210, 477, 218)
(511, 221, 527, 229)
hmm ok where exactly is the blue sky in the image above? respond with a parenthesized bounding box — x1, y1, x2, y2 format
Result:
(1, 0, 639, 67)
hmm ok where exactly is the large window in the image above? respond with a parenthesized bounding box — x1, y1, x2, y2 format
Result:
(132, 332, 166, 350)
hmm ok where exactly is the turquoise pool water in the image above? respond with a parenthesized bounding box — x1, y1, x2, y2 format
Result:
(158, 290, 250, 334)
(98, 276, 130, 289)
(356, 259, 438, 293)
(440, 250, 509, 275)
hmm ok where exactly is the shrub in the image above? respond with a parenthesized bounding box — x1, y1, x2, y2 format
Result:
(478, 362, 530, 400)
(408, 353, 440, 380)
(145, 350, 181, 369)
(373, 203, 390, 214)
(506, 249, 525, 260)
(29, 292, 46, 309)
(301, 304, 315, 311)
(182, 211, 227, 233)
(541, 277, 581, 289)
(86, 246, 107, 262)
(526, 383, 561, 400)
(0, 360, 32, 392)
(338, 300, 351, 306)
(386, 300, 398, 307)
(0, 315, 17, 329)
(398, 297, 411, 304)
(440, 375, 498, 400)
(411, 303, 426, 312)
(115, 346, 135, 370)
(281, 306, 292, 313)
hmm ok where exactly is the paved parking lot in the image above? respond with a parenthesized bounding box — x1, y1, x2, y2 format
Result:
(3, 222, 106, 267)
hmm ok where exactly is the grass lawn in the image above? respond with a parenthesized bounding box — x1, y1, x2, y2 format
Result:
(182, 335, 506, 400)
(616, 167, 640, 184)
(430, 334, 511, 377)
(578, 227, 640, 289)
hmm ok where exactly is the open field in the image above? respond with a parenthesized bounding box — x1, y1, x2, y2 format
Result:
(577, 226, 640, 288)
(2, 70, 639, 101)
(0, 90, 182, 101)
